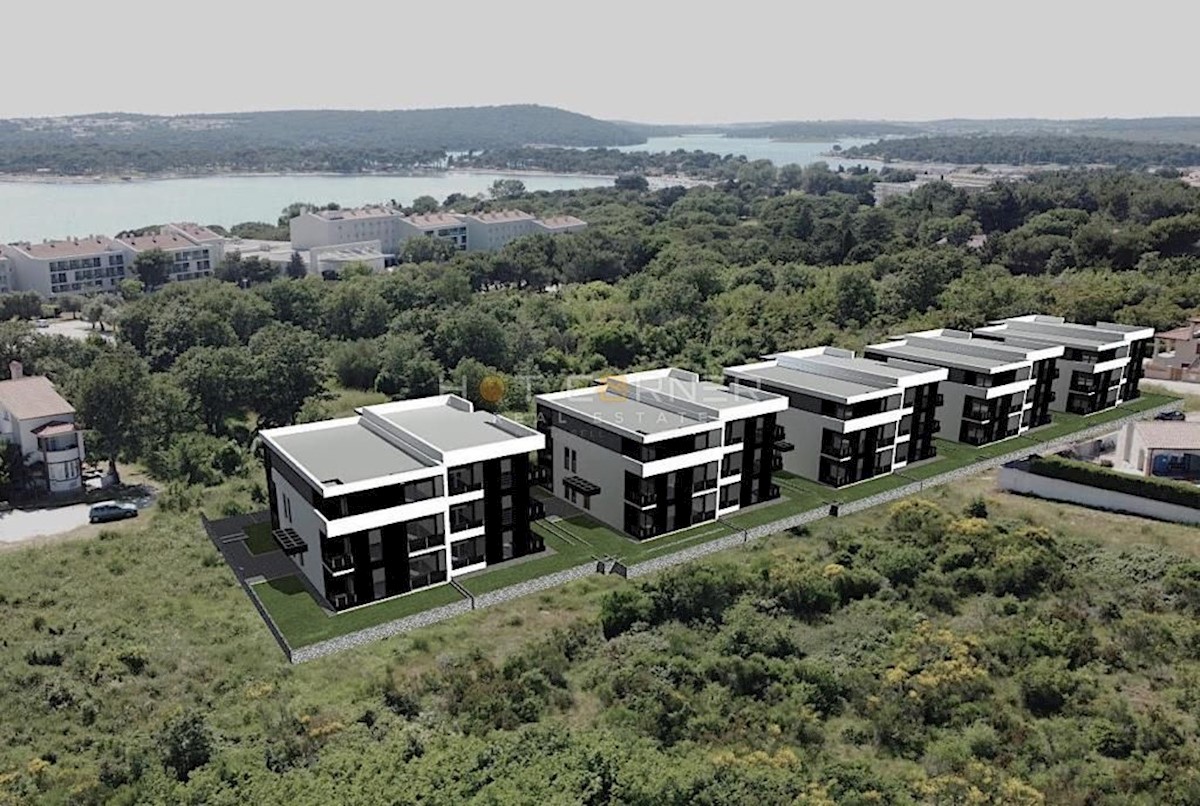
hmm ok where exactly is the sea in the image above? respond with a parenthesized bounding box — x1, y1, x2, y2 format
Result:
(0, 137, 882, 243)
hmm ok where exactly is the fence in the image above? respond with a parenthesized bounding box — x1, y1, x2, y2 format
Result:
(249, 400, 1180, 663)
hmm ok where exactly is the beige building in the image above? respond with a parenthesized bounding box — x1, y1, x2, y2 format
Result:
(1, 236, 133, 298)
(116, 230, 217, 283)
(1118, 420, 1200, 480)
(1146, 317, 1200, 383)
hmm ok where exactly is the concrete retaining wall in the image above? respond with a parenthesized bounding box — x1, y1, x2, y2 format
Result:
(262, 399, 1180, 663)
(997, 465, 1200, 525)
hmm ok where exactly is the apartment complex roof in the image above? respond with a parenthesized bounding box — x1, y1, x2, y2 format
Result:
(406, 213, 466, 230)
(541, 386, 710, 437)
(118, 232, 198, 252)
(464, 210, 535, 223)
(6, 236, 122, 259)
(170, 222, 224, 241)
(262, 395, 541, 490)
(268, 419, 432, 486)
(976, 315, 1155, 350)
(537, 215, 587, 229)
(727, 348, 947, 403)
(0, 376, 75, 420)
(316, 206, 396, 221)
(867, 331, 1053, 374)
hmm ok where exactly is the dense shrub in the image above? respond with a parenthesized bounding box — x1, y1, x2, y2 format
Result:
(1028, 454, 1200, 510)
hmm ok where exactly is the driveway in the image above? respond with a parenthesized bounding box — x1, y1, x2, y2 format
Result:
(39, 318, 115, 342)
(0, 492, 154, 545)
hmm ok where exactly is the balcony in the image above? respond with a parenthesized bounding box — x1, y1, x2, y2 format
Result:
(625, 489, 658, 507)
(820, 440, 855, 460)
(692, 476, 718, 493)
(450, 514, 484, 533)
(448, 476, 483, 496)
(962, 408, 992, 423)
(528, 465, 550, 486)
(528, 500, 546, 521)
(323, 553, 354, 574)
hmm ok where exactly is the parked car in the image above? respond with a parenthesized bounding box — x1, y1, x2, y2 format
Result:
(88, 501, 138, 524)
(1155, 410, 1187, 421)
(34, 319, 49, 329)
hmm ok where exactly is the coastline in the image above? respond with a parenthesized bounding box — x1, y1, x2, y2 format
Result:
(0, 166, 622, 187)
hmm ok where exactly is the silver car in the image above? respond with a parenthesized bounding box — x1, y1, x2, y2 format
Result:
(89, 501, 139, 524)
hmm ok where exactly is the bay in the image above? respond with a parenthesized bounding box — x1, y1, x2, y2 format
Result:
(0, 171, 611, 243)
(618, 134, 884, 171)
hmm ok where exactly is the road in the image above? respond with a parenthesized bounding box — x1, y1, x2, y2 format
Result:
(38, 318, 115, 342)
(0, 492, 154, 545)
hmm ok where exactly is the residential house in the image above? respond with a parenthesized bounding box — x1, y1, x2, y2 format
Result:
(0, 364, 84, 493)
(1118, 420, 1200, 480)
(724, 347, 948, 487)
(259, 395, 544, 612)
(534, 368, 788, 539)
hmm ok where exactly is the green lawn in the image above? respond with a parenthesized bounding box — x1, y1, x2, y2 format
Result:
(457, 530, 594, 595)
(252, 575, 464, 648)
(242, 521, 278, 556)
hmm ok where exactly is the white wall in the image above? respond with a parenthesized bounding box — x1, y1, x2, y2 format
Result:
(550, 426, 629, 534)
(271, 469, 329, 598)
(998, 464, 1200, 525)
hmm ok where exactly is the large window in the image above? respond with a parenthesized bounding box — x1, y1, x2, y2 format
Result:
(721, 452, 743, 478)
(451, 535, 487, 569)
(692, 462, 718, 492)
(407, 515, 444, 554)
(449, 499, 485, 532)
(409, 551, 446, 590)
(447, 462, 483, 495)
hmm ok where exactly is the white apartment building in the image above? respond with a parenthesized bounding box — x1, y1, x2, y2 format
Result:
(864, 330, 1063, 447)
(289, 206, 588, 256)
(534, 368, 788, 539)
(0, 364, 84, 494)
(117, 230, 216, 283)
(259, 395, 544, 612)
(973, 315, 1155, 416)
(462, 210, 539, 251)
(724, 348, 948, 487)
(165, 222, 227, 265)
(1, 236, 132, 297)
(399, 213, 469, 251)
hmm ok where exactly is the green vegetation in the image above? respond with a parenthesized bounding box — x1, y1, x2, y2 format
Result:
(843, 134, 1200, 168)
(8, 474, 1200, 802)
(0, 106, 641, 176)
(1028, 454, 1200, 509)
(242, 522, 278, 556)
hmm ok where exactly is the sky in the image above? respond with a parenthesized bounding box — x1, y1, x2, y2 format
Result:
(5, 0, 1197, 123)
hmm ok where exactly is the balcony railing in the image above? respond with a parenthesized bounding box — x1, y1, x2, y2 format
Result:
(407, 532, 444, 553)
(323, 553, 354, 573)
(692, 476, 718, 492)
(450, 514, 484, 533)
(626, 489, 658, 507)
(528, 465, 550, 486)
(820, 441, 855, 459)
(448, 476, 483, 496)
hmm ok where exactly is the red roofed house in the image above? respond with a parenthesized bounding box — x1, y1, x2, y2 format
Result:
(0, 363, 84, 493)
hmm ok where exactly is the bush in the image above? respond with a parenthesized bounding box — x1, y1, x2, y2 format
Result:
(766, 562, 838, 619)
(1019, 658, 1078, 717)
(599, 587, 652, 639)
(159, 712, 213, 781)
(1028, 454, 1200, 510)
(964, 496, 989, 519)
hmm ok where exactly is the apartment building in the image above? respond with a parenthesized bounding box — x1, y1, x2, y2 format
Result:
(117, 230, 217, 283)
(724, 348, 948, 487)
(165, 222, 227, 265)
(534, 369, 788, 540)
(973, 315, 1155, 415)
(864, 330, 1063, 447)
(289, 206, 588, 256)
(0, 364, 84, 493)
(462, 210, 539, 251)
(259, 395, 545, 612)
(399, 213, 469, 252)
(1, 236, 132, 297)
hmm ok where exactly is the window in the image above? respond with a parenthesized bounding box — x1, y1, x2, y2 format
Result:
(406, 515, 443, 553)
(372, 567, 387, 600)
(570, 449, 577, 473)
(563, 445, 569, 468)
(283, 494, 292, 521)
(409, 550, 446, 590)
(368, 529, 383, 563)
(582, 495, 591, 511)
(721, 452, 743, 478)
(451, 535, 487, 569)
(501, 529, 515, 561)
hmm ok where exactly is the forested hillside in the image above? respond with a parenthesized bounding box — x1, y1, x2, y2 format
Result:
(0, 106, 641, 175)
(842, 135, 1200, 169)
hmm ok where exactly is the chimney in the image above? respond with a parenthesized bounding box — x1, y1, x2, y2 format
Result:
(9, 360, 23, 380)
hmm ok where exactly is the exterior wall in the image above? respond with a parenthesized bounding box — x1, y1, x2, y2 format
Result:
(4, 245, 134, 298)
(1, 411, 83, 493)
(998, 464, 1200, 525)
(271, 469, 330, 598)
(547, 425, 629, 533)
(0, 256, 11, 294)
(465, 218, 539, 251)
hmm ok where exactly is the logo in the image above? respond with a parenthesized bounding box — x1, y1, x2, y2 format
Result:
(479, 375, 506, 404)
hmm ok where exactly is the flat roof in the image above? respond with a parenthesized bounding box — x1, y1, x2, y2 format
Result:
(729, 363, 887, 401)
(625, 376, 764, 411)
(171, 222, 224, 241)
(373, 405, 532, 453)
(269, 420, 431, 486)
(465, 210, 535, 223)
(537, 215, 587, 228)
(407, 213, 466, 229)
(867, 341, 1025, 373)
(317, 206, 397, 221)
(979, 317, 1151, 350)
(545, 387, 711, 437)
(118, 232, 198, 252)
(1131, 421, 1200, 450)
(7, 237, 122, 259)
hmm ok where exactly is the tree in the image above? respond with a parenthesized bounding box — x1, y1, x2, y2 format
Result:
(117, 278, 144, 302)
(172, 346, 252, 435)
(159, 712, 213, 782)
(249, 323, 329, 428)
(832, 269, 877, 327)
(133, 249, 172, 290)
(59, 295, 84, 320)
(491, 178, 527, 199)
(0, 320, 34, 379)
(74, 346, 150, 485)
(400, 236, 458, 264)
(410, 195, 440, 214)
(285, 251, 307, 280)
(614, 174, 649, 192)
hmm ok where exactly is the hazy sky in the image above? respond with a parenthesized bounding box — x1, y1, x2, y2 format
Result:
(6, 0, 1196, 123)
